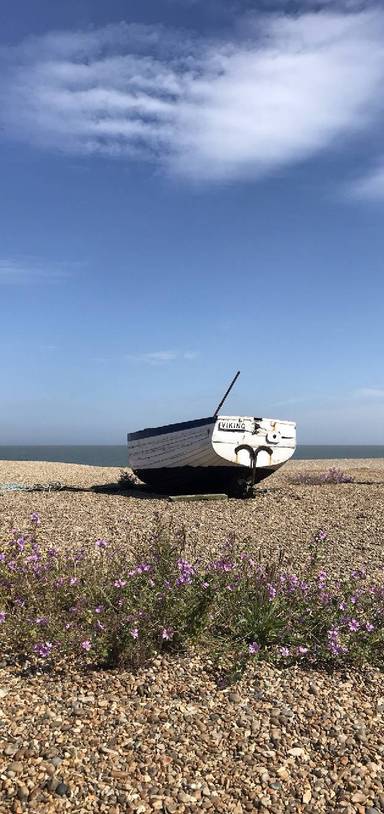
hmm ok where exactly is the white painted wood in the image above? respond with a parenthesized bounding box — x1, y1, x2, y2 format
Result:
(128, 415, 296, 473)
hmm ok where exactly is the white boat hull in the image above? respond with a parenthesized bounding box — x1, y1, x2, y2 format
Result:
(128, 415, 296, 495)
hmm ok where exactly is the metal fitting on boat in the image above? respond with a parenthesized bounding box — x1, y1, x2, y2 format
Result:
(266, 430, 281, 444)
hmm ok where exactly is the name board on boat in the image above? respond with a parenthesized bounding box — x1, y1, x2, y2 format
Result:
(218, 420, 246, 432)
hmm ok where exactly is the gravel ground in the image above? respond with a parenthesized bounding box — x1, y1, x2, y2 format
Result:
(0, 458, 383, 577)
(1, 459, 384, 813)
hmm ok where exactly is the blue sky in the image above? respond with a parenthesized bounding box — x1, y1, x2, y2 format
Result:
(1, 0, 384, 444)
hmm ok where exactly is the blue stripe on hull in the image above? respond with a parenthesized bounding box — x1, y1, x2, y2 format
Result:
(128, 416, 214, 441)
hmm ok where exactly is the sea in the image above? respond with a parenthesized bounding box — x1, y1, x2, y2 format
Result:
(0, 445, 383, 467)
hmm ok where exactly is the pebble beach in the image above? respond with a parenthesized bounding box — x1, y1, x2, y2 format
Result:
(1, 458, 384, 814)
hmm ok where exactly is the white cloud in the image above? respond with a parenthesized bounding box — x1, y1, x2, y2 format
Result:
(1, 10, 384, 181)
(0, 258, 71, 284)
(126, 350, 198, 364)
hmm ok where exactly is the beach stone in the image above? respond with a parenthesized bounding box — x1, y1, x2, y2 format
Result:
(55, 782, 70, 797)
(7, 762, 23, 774)
(351, 792, 368, 804)
(16, 786, 29, 801)
(4, 744, 18, 756)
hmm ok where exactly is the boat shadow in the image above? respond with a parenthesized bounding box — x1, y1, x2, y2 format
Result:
(90, 482, 164, 499)
(20, 481, 163, 500)
(27, 482, 240, 500)
(23, 481, 305, 500)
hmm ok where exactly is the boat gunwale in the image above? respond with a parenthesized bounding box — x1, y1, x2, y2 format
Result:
(128, 416, 215, 442)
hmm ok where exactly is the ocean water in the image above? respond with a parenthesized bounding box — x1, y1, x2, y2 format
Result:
(0, 445, 383, 467)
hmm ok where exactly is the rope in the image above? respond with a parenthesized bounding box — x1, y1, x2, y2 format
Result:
(0, 482, 63, 493)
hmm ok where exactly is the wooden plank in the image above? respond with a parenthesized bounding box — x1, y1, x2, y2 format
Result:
(168, 493, 228, 503)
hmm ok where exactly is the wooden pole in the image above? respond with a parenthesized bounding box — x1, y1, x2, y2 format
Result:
(213, 371, 240, 417)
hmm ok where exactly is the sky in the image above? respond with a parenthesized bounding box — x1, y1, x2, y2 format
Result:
(1, 0, 384, 444)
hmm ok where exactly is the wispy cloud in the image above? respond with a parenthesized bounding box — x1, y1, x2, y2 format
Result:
(353, 387, 384, 399)
(126, 350, 198, 365)
(0, 258, 72, 284)
(348, 163, 384, 200)
(274, 393, 338, 407)
(276, 386, 384, 407)
(1, 8, 384, 182)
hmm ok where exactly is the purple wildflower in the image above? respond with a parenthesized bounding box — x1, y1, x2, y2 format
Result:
(286, 574, 299, 591)
(69, 577, 79, 586)
(297, 646, 309, 655)
(30, 512, 40, 525)
(35, 616, 48, 626)
(33, 641, 53, 658)
(95, 606, 103, 614)
(327, 627, 347, 656)
(351, 568, 367, 579)
(81, 640, 92, 651)
(279, 646, 290, 657)
(267, 584, 277, 601)
(0, 611, 6, 623)
(114, 579, 127, 588)
(16, 536, 26, 551)
(176, 558, 195, 586)
(161, 627, 174, 641)
(348, 618, 360, 632)
(95, 539, 109, 549)
(212, 558, 234, 572)
(96, 620, 105, 631)
(365, 622, 374, 632)
(135, 563, 151, 574)
(130, 627, 139, 639)
(248, 642, 260, 655)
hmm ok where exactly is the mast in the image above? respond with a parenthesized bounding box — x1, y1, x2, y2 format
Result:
(213, 371, 240, 417)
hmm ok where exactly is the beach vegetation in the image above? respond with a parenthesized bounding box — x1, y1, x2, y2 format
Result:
(292, 466, 354, 485)
(0, 514, 382, 677)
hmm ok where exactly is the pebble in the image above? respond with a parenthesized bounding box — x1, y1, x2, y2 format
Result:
(351, 792, 368, 804)
(55, 782, 70, 797)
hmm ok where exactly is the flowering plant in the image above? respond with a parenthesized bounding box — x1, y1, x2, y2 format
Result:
(0, 515, 382, 675)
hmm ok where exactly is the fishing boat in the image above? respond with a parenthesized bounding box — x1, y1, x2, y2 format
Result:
(127, 372, 296, 496)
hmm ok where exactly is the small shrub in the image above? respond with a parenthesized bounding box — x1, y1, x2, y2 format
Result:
(319, 467, 354, 484)
(0, 513, 382, 676)
(293, 467, 354, 485)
